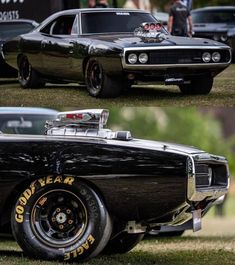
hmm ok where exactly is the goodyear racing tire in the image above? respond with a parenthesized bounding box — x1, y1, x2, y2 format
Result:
(18, 56, 45, 88)
(102, 232, 144, 254)
(11, 176, 112, 262)
(85, 59, 122, 98)
(179, 77, 213, 95)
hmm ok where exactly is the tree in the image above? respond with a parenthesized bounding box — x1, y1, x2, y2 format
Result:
(108, 107, 235, 175)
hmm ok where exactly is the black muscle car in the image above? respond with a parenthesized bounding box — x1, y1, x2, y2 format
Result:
(0, 109, 230, 262)
(192, 6, 235, 59)
(0, 19, 38, 77)
(2, 9, 231, 98)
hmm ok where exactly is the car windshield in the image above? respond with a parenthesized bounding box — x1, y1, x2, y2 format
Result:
(81, 11, 159, 34)
(0, 114, 56, 135)
(192, 10, 235, 24)
(0, 23, 34, 40)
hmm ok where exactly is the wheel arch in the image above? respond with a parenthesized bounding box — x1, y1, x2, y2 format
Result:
(82, 56, 91, 76)
(17, 53, 25, 69)
(0, 174, 110, 227)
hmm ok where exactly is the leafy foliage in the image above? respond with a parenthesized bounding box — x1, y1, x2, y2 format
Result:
(108, 107, 235, 175)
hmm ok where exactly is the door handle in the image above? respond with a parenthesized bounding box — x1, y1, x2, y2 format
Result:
(69, 42, 75, 54)
(41, 40, 48, 48)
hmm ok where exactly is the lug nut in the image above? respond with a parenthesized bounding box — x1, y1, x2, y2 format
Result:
(59, 225, 64, 230)
(68, 220, 73, 225)
(66, 209, 71, 214)
(56, 208, 61, 213)
(51, 217, 56, 222)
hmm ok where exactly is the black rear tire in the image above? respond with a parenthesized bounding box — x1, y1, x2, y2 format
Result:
(85, 59, 122, 98)
(11, 176, 112, 262)
(102, 232, 144, 254)
(18, 56, 45, 88)
(179, 77, 213, 95)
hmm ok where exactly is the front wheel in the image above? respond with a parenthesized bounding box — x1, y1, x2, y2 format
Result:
(179, 77, 213, 95)
(11, 176, 112, 262)
(102, 232, 144, 254)
(18, 56, 45, 88)
(85, 59, 122, 98)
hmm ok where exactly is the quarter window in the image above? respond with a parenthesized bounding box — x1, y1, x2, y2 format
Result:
(40, 15, 76, 35)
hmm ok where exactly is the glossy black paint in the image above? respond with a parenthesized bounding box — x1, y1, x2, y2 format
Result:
(3, 9, 231, 85)
(0, 135, 188, 225)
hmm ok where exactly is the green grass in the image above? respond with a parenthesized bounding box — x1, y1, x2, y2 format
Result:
(0, 64, 234, 107)
(0, 197, 233, 264)
(1, 232, 235, 265)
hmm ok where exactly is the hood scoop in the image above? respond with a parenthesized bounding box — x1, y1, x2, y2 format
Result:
(134, 22, 167, 43)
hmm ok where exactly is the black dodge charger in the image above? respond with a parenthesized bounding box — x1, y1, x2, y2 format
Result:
(3, 9, 231, 97)
(0, 109, 230, 262)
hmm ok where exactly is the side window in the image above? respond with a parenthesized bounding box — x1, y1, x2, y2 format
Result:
(40, 15, 76, 35)
(40, 20, 54, 34)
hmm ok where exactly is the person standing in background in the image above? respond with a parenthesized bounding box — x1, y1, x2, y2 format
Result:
(88, 0, 96, 7)
(95, 0, 109, 7)
(167, 0, 193, 37)
(123, 0, 151, 12)
(88, 0, 109, 8)
(181, 0, 193, 10)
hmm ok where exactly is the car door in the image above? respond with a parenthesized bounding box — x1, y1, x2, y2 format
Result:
(39, 15, 77, 79)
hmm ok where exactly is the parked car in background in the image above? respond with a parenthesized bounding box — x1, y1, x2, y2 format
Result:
(0, 109, 230, 262)
(0, 19, 38, 77)
(3, 9, 231, 98)
(192, 6, 235, 59)
(0, 107, 58, 134)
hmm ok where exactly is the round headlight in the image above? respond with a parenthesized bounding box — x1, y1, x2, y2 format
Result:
(139, 53, 148, 64)
(202, 52, 211, 63)
(128, 53, 137, 64)
(212, 52, 221, 63)
(221, 35, 228, 42)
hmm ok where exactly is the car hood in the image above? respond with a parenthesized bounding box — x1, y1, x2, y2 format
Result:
(89, 33, 227, 48)
(0, 133, 224, 159)
(124, 138, 207, 155)
(193, 23, 235, 33)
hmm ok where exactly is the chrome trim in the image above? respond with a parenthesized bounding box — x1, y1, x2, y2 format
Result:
(1, 45, 5, 60)
(212, 195, 225, 206)
(79, 12, 82, 36)
(122, 45, 231, 69)
(187, 155, 230, 202)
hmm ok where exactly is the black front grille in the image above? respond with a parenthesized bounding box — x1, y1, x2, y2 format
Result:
(149, 50, 202, 64)
(125, 49, 230, 65)
(148, 49, 230, 64)
(195, 162, 228, 189)
(195, 163, 211, 187)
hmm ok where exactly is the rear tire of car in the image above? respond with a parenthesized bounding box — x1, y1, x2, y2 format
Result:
(179, 77, 213, 95)
(102, 232, 144, 254)
(18, 56, 45, 88)
(85, 59, 122, 98)
(11, 177, 112, 262)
